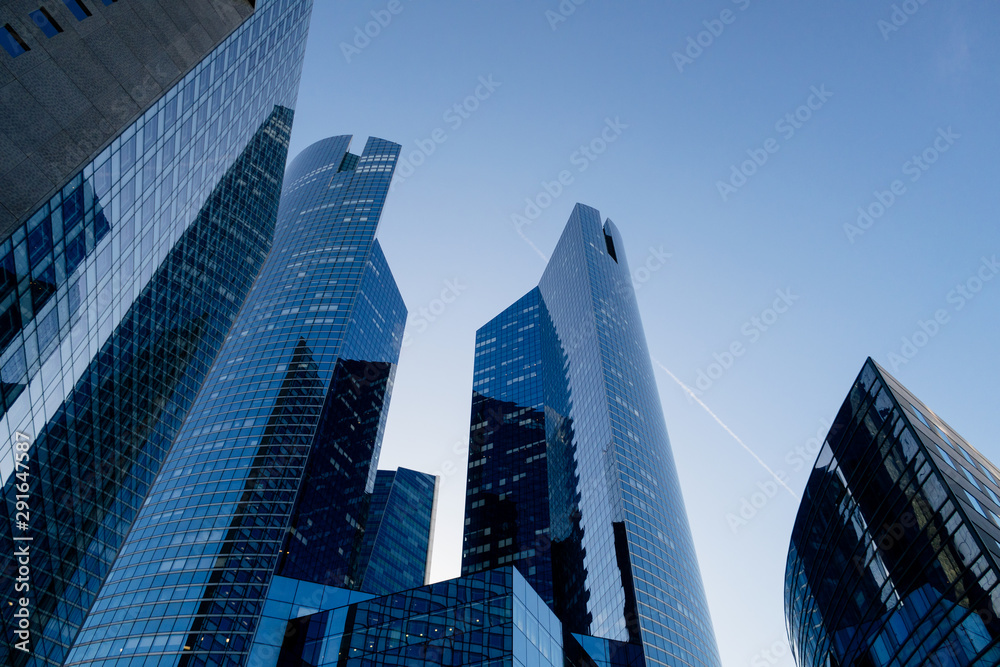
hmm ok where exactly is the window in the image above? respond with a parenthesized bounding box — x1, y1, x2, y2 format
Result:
(62, 0, 92, 21)
(963, 468, 982, 491)
(65, 232, 86, 276)
(27, 218, 53, 268)
(0, 253, 16, 302)
(29, 8, 62, 37)
(30, 263, 57, 311)
(936, 445, 957, 471)
(0, 301, 22, 349)
(1, 24, 30, 57)
(908, 402, 931, 429)
(63, 185, 84, 230)
(95, 208, 111, 243)
(965, 490, 988, 519)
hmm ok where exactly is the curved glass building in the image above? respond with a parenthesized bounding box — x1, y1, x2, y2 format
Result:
(463, 204, 721, 667)
(785, 359, 1000, 667)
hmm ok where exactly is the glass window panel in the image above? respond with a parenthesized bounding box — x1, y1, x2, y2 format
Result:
(27, 218, 53, 268)
(29, 9, 62, 38)
(62, 0, 92, 21)
(0, 24, 28, 57)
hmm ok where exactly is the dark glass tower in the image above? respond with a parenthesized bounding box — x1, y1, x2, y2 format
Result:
(463, 204, 722, 667)
(64, 135, 407, 666)
(0, 1, 313, 664)
(0, 0, 257, 238)
(785, 359, 1000, 667)
(355, 467, 438, 596)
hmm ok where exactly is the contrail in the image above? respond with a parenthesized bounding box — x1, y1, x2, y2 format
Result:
(652, 357, 798, 500)
(515, 226, 549, 263)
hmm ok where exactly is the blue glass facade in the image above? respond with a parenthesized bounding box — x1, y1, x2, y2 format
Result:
(63, 134, 406, 666)
(463, 204, 722, 667)
(785, 359, 1000, 667)
(256, 567, 650, 667)
(275, 566, 563, 667)
(356, 468, 438, 596)
(464, 288, 554, 604)
(0, 1, 313, 664)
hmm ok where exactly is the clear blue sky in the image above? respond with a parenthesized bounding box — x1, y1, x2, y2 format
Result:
(287, 2, 1000, 664)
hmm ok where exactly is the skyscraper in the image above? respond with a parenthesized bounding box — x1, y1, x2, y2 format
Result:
(785, 359, 1000, 666)
(64, 135, 408, 666)
(464, 204, 722, 667)
(0, 0, 314, 663)
(356, 468, 438, 596)
(0, 0, 257, 238)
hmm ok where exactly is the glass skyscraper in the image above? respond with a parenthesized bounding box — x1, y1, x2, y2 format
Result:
(0, 1, 314, 664)
(356, 468, 438, 596)
(464, 204, 722, 667)
(785, 359, 1000, 666)
(63, 134, 407, 666)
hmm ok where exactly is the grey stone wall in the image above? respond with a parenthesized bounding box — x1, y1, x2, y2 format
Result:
(0, 0, 254, 241)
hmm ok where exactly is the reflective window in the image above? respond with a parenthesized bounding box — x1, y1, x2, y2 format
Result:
(0, 23, 29, 57)
(29, 8, 62, 37)
(62, 0, 91, 21)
